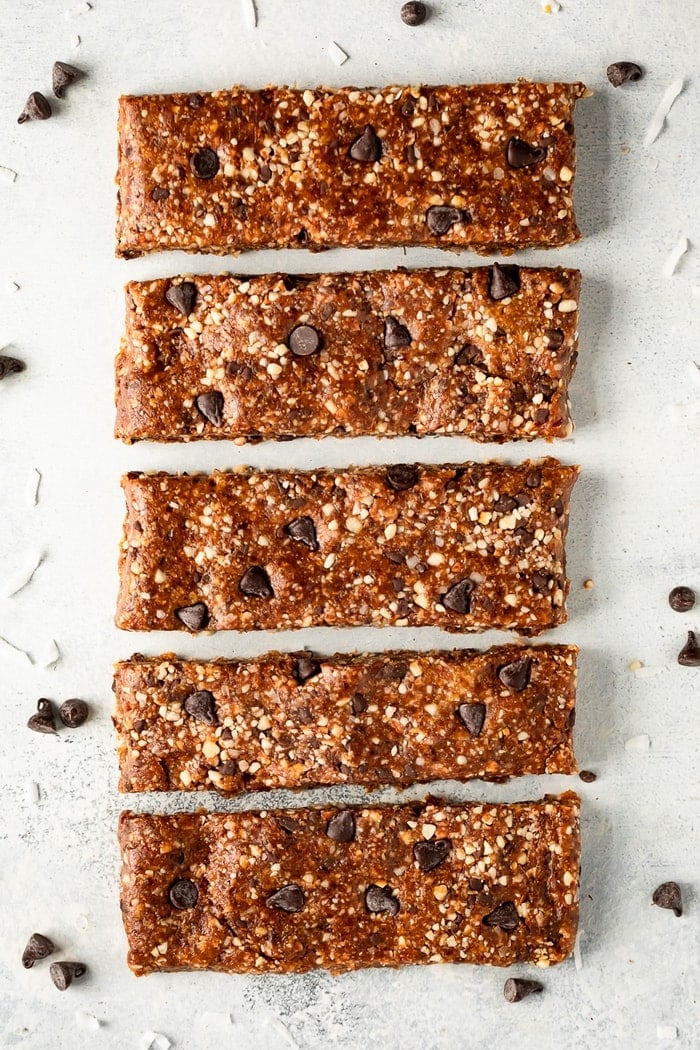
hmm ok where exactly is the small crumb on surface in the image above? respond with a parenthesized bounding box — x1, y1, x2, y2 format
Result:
(25, 780, 40, 804)
(583, 578, 594, 589)
(26, 468, 41, 507)
(541, 0, 562, 12)
(662, 237, 689, 277)
(629, 659, 643, 672)
(657, 1025, 678, 1040)
(327, 40, 349, 66)
(0, 633, 32, 666)
(64, 2, 91, 17)
(0, 551, 43, 598)
(625, 734, 651, 752)
(0, 165, 18, 185)
(644, 79, 685, 146)
(75, 1012, 100, 1032)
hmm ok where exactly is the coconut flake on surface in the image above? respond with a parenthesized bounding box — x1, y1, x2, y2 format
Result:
(657, 1026, 678, 1040)
(70, 34, 81, 47)
(40, 639, 61, 669)
(625, 734, 651, 752)
(241, 0, 257, 27)
(662, 237, 689, 277)
(26, 468, 42, 507)
(140, 1034, 171, 1050)
(75, 1012, 100, 1032)
(327, 40, 349, 66)
(25, 781, 40, 805)
(0, 165, 18, 185)
(644, 79, 684, 146)
(64, 1, 91, 17)
(0, 551, 43, 599)
(0, 634, 32, 666)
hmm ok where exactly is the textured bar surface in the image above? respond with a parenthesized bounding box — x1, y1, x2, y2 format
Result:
(116, 82, 587, 258)
(114, 645, 578, 793)
(116, 460, 579, 635)
(118, 794, 580, 975)
(116, 266, 580, 444)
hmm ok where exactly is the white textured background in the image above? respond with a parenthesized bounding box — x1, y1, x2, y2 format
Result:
(0, 1, 698, 1047)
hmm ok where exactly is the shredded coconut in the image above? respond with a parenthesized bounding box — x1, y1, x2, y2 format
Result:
(25, 468, 41, 507)
(644, 79, 684, 146)
(327, 40, 349, 66)
(0, 551, 43, 598)
(70, 34, 81, 48)
(662, 237, 689, 277)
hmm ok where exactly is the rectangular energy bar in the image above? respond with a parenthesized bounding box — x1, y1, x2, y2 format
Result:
(114, 645, 578, 793)
(115, 82, 587, 258)
(118, 794, 581, 975)
(115, 266, 580, 444)
(116, 460, 579, 635)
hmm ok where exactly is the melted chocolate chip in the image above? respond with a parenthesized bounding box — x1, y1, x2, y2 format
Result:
(52, 61, 82, 99)
(579, 770, 597, 783)
(456, 702, 486, 737)
(545, 328, 565, 350)
(59, 699, 89, 728)
(497, 656, 532, 692)
(351, 692, 367, 714)
(174, 602, 209, 631)
(482, 901, 520, 931)
(506, 137, 547, 169)
(349, 124, 382, 163)
(168, 878, 199, 910)
(365, 884, 400, 916)
(401, 1, 428, 25)
(0, 355, 26, 380)
(326, 810, 356, 842)
(165, 281, 197, 316)
(504, 977, 543, 1003)
(386, 464, 419, 491)
(678, 630, 700, 667)
(652, 881, 683, 917)
(22, 933, 55, 969)
(426, 205, 469, 236)
(267, 884, 305, 913)
(49, 961, 86, 991)
(17, 91, 52, 124)
(190, 147, 220, 179)
(184, 689, 217, 725)
(287, 324, 322, 357)
(195, 391, 224, 426)
(442, 578, 474, 614)
(489, 263, 521, 301)
(384, 316, 412, 350)
(607, 62, 644, 87)
(239, 566, 274, 599)
(668, 586, 695, 613)
(284, 516, 319, 551)
(294, 656, 321, 684)
(27, 698, 57, 735)
(413, 839, 452, 872)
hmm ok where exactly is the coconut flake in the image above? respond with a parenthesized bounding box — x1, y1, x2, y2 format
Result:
(64, 1, 91, 17)
(327, 40, 349, 66)
(200, 1011, 232, 1030)
(75, 1012, 100, 1032)
(0, 633, 32, 666)
(25, 468, 41, 507)
(241, 0, 257, 27)
(71, 34, 81, 48)
(657, 1026, 678, 1041)
(0, 165, 18, 185)
(644, 79, 684, 147)
(25, 781, 40, 805)
(573, 929, 583, 970)
(140, 1035, 171, 1050)
(40, 639, 61, 669)
(662, 237, 689, 277)
(625, 734, 651, 752)
(0, 551, 43, 599)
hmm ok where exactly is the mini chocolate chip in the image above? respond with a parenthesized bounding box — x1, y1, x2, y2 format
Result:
(165, 281, 197, 316)
(218, 760, 238, 776)
(678, 630, 700, 667)
(426, 205, 468, 236)
(456, 702, 486, 737)
(498, 656, 532, 692)
(391, 576, 404, 593)
(365, 884, 400, 916)
(652, 881, 683, 917)
(17, 91, 52, 124)
(607, 62, 644, 87)
(287, 324, 321, 357)
(401, 1, 428, 25)
(442, 578, 474, 614)
(351, 692, 367, 714)
(169, 878, 199, 910)
(669, 586, 695, 613)
(52, 61, 82, 99)
(579, 770, 597, 783)
(386, 464, 419, 491)
(401, 99, 415, 117)
(22, 933, 55, 969)
(294, 656, 321, 684)
(545, 328, 565, 350)
(227, 361, 254, 381)
(267, 884, 305, 913)
(504, 977, 543, 1003)
(276, 815, 299, 834)
(468, 877, 484, 891)
(239, 566, 274, 599)
(525, 469, 542, 488)
(506, 137, 547, 169)
(552, 499, 565, 517)
(455, 344, 484, 367)
(49, 961, 86, 991)
(384, 316, 412, 350)
(494, 495, 517, 514)
(284, 516, 319, 551)
(195, 391, 224, 426)
(0, 355, 26, 380)
(151, 186, 170, 202)
(59, 699, 89, 728)
(482, 901, 520, 931)
(326, 810, 356, 842)
(259, 162, 272, 183)
(349, 124, 382, 163)
(174, 602, 209, 631)
(27, 698, 57, 735)
(190, 147, 220, 179)
(413, 839, 452, 872)
(489, 263, 521, 301)
(184, 689, 217, 725)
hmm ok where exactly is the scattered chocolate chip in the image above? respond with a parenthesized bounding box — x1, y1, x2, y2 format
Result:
(426, 205, 468, 236)
(669, 586, 695, 613)
(22, 933, 55, 969)
(50, 961, 86, 991)
(442, 578, 474, 614)
(579, 770, 597, 783)
(504, 977, 544, 1003)
(27, 698, 57, 735)
(287, 324, 321, 357)
(52, 61, 82, 99)
(190, 147, 220, 179)
(607, 62, 644, 87)
(482, 901, 520, 931)
(401, 1, 428, 25)
(678, 630, 700, 667)
(498, 656, 532, 692)
(239, 566, 274, 599)
(365, 884, 400, 916)
(165, 281, 197, 316)
(174, 602, 209, 631)
(195, 391, 224, 426)
(17, 91, 52, 124)
(506, 137, 547, 169)
(294, 656, 321, 684)
(456, 702, 486, 737)
(413, 839, 452, 872)
(326, 810, 356, 842)
(0, 355, 26, 380)
(545, 328, 565, 350)
(183, 690, 217, 725)
(259, 162, 272, 183)
(349, 124, 382, 163)
(267, 884, 305, 913)
(468, 877, 484, 892)
(168, 878, 199, 910)
(151, 186, 170, 202)
(351, 692, 367, 714)
(652, 881, 683, 917)
(284, 516, 319, 551)
(58, 699, 89, 728)
(489, 263, 521, 301)
(386, 464, 418, 491)
(384, 316, 412, 350)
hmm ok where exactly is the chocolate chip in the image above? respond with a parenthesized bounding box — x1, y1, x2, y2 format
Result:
(494, 495, 517, 514)
(498, 656, 532, 692)
(482, 901, 520, 931)
(413, 839, 452, 872)
(22, 933, 55, 969)
(168, 878, 199, 910)
(239, 566, 274, 599)
(401, 1, 428, 25)
(351, 692, 367, 714)
(190, 147, 220, 179)
(365, 884, 400, 916)
(294, 656, 321, 684)
(349, 124, 382, 163)
(287, 324, 322, 357)
(468, 877, 484, 891)
(183, 690, 217, 725)
(489, 263, 521, 301)
(545, 328, 565, 350)
(52, 61, 82, 99)
(384, 316, 412, 350)
(326, 810, 356, 842)
(284, 516, 319, 551)
(456, 702, 486, 737)
(455, 344, 484, 368)
(669, 586, 695, 613)
(579, 770, 597, 783)
(259, 162, 272, 183)
(151, 186, 169, 202)
(267, 884, 305, 913)
(386, 464, 419, 491)
(59, 699, 89, 728)
(276, 815, 298, 834)
(174, 602, 209, 631)
(506, 137, 547, 169)
(652, 881, 683, 917)
(165, 281, 197, 316)
(17, 91, 52, 124)
(401, 99, 415, 117)
(678, 630, 700, 667)
(218, 760, 238, 776)
(607, 62, 644, 87)
(442, 578, 474, 614)
(504, 977, 543, 1003)
(27, 698, 57, 735)
(227, 361, 254, 381)
(49, 961, 86, 991)
(195, 391, 224, 426)
(426, 205, 468, 236)
(0, 355, 26, 380)
(525, 469, 541, 488)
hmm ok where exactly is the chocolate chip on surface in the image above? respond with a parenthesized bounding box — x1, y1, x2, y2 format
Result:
(349, 124, 382, 162)
(284, 516, 319, 550)
(365, 884, 400, 916)
(326, 810, 356, 842)
(607, 62, 644, 87)
(294, 656, 321, 684)
(401, 2, 428, 25)
(165, 281, 197, 316)
(22, 933, 55, 969)
(17, 91, 52, 124)
(49, 961, 86, 991)
(456, 702, 486, 737)
(183, 690, 217, 724)
(168, 878, 199, 910)
(442, 578, 474, 614)
(287, 324, 322, 357)
(239, 566, 274, 598)
(0, 355, 26, 380)
(52, 61, 82, 99)
(652, 881, 683, 917)
(504, 977, 544, 1003)
(489, 262, 521, 300)
(174, 602, 209, 631)
(195, 391, 224, 426)
(383, 315, 412, 351)
(59, 699, 89, 728)
(498, 656, 532, 692)
(27, 698, 57, 735)
(386, 464, 419, 491)
(190, 147, 220, 179)
(506, 137, 547, 168)
(668, 586, 695, 613)
(413, 839, 452, 872)
(267, 884, 305, 913)
(426, 205, 468, 236)
(482, 901, 521, 931)
(579, 770, 597, 783)
(678, 630, 700, 667)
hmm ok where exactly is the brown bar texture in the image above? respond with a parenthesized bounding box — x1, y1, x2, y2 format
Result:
(116, 266, 580, 444)
(116, 460, 579, 635)
(115, 82, 587, 258)
(114, 645, 578, 793)
(118, 794, 580, 975)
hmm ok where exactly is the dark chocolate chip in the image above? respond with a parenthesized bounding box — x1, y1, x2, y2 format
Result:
(482, 901, 520, 931)
(195, 391, 224, 426)
(455, 343, 484, 368)
(151, 186, 170, 202)
(168, 878, 199, 910)
(27, 698, 57, 735)
(456, 702, 486, 737)
(326, 810, 356, 843)
(22, 933, 55, 969)
(401, 1, 428, 25)
(351, 692, 367, 714)
(498, 656, 532, 692)
(58, 699, 88, 728)
(384, 316, 412, 350)
(579, 770, 597, 783)
(545, 328, 565, 350)
(259, 163, 272, 183)
(489, 263, 521, 301)
(184, 690, 217, 725)
(525, 470, 542, 488)
(218, 760, 238, 776)
(504, 977, 544, 1003)
(190, 147, 220, 179)
(365, 884, 400, 916)
(239, 566, 274, 599)
(165, 281, 197, 316)
(652, 881, 683, 917)
(52, 61, 82, 99)
(349, 124, 382, 163)
(506, 137, 547, 169)
(49, 961, 86, 991)
(0, 355, 26, 380)
(442, 578, 474, 614)
(494, 495, 517, 514)
(287, 324, 321, 357)
(174, 602, 209, 631)
(17, 91, 52, 124)
(426, 205, 468, 236)
(678, 630, 700, 667)
(401, 99, 415, 117)
(276, 815, 299, 834)
(267, 884, 305, 913)
(386, 464, 419, 491)
(468, 877, 484, 891)
(669, 586, 695, 613)
(227, 361, 254, 381)
(607, 62, 644, 87)
(294, 656, 321, 684)
(413, 838, 452, 872)
(284, 516, 319, 551)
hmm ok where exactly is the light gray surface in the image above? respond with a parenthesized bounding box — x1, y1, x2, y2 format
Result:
(0, 1, 698, 1047)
